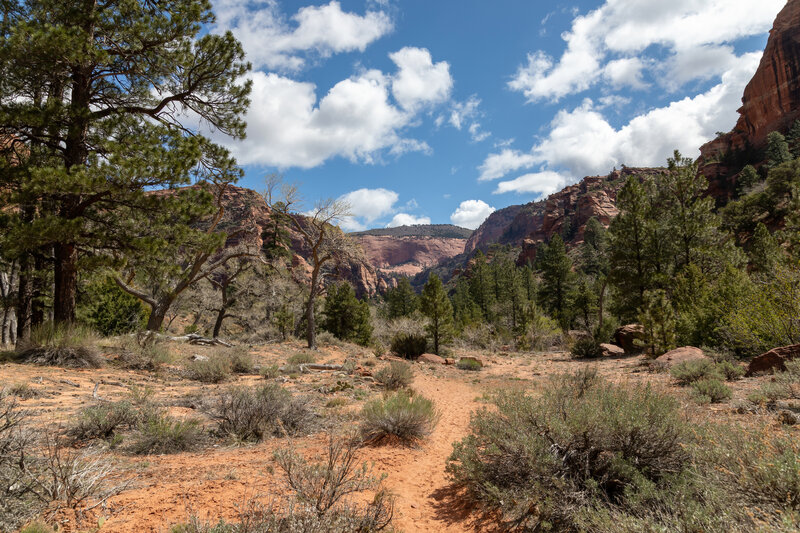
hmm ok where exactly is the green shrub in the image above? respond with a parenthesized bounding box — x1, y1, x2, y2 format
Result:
(206, 384, 314, 442)
(79, 276, 147, 336)
(670, 358, 721, 385)
(389, 333, 427, 359)
(321, 282, 373, 347)
(748, 359, 800, 404)
(69, 401, 139, 442)
(19, 522, 55, 533)
(691, 378, 732, 404)
(287, 352, 315, 365)
(373, 361, 413, 390)
(716, 360, 745, 381)
(16, 322, 102, 368)
(226, 348, 254, 374)
(569, 321, 615, 359)
(446, 373, 693, 531)
(359, 390, 438, 445)
(186, 356, 231, 383)
(130, 415, 202, 455)
(260, 364, 280, 379)
(456, 358, 482, 371)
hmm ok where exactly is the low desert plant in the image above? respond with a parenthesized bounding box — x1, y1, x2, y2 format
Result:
(748, 359, 800, 404)
(19, 522, 55, 533)
(116, 336, 171, 371)
(69, 401, 139, 442)
(691, 378, 732, 404)
(373, 362, 413, 390)
(9, 382, 40, 400)
(129, 415, 203, 455)
(186, 356, 231, 383)
(716, 359, 746, 381)
(389, 333, 427, 359)
(260, 364, 280, 379)
(456, 358, 482, 371)
(670, 358, 721, 385)
(16, 322, 102, 368)
(226, 348, 255, 374)
(207, 384, 314, 442)
(359, 390, 438, 445)
(287, 352, 316, 365)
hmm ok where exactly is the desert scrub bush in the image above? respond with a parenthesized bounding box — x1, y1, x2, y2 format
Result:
(522, 314, 563, 352)
(68, 401, 139, 442)
(186, 355, 231, 383)
(389, 333, 427, 359)
(373, 361, 413, 390)
(359, 390, 438, 445)
(206, 384, 314, 442)
(716, 359, 746, 381)
(116, 336, 171, 371)
(260, 364, 280, 379)
(690, 378, 732, 404)
(456, 358, 482, 371)
(569, 321, 615, 359)
(287, 352, 316, 365)
(15, 322, 102, 368)
(225, 347, 255, 374)
(19, 522, 55, 533)
(670, 358, 721, 385)
(129, 414, 203, 455)
(446, 372, 702, 532)
(747, 359, 800, 405)
(9, 382, 40, 399)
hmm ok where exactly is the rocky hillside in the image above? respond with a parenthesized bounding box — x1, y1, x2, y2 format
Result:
(465, 167, 664, 263)
(214, 186, 384, 297)
(698, 0, 800, 199)
(349, 224, 471, 279)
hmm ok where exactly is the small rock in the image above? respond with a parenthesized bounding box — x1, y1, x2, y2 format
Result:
(600, 343, 625, 357)
(444, 358, 455, 365)
(418, 353, 446, 365)
(190, 354, 209, 362)
(614, 324, 645, 354)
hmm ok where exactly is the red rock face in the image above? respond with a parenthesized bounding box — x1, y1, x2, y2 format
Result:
(355, 235, 467, 277)
(698, 0, 800, 197)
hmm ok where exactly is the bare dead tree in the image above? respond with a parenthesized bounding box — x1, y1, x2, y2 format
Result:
(263, 178, 360, 349)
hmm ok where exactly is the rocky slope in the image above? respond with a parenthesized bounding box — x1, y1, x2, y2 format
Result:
(466, 167, 664, 264)
(355, 234, 467, 278)
(698, 0, 800, 199)
(214, 186, 383, 297)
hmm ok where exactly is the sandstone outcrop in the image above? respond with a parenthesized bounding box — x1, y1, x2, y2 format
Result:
(614, 324, 646, 354)
(355, 235, 467, 278)
(698, 0, 800, 200)
(654, 347, 708, 368)
(746, 343, 800, 376)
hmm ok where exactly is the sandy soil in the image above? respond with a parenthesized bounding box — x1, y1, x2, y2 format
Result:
(0, 341, 786, 533)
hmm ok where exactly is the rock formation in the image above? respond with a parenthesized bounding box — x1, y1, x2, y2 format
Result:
(355, 234, 467, 278)
(698, 0, 800, 199)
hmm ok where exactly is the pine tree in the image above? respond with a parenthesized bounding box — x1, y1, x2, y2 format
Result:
(766, 131, 792, 168)
(536, 234, 574, 327)
(420, 274, 454, 355)
(736, 165, 760, 196)
(321, 282, 372, 347)
(580, 217, 609, 277)
(749, 223, 782, 275)
(785, 120, 800, 159)
(0, 0, 251, 325)
(386, 277, 418, 319)
(468, 251, 495, 321)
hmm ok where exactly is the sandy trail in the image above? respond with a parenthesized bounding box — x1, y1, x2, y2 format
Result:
(364, 373, 480, 533)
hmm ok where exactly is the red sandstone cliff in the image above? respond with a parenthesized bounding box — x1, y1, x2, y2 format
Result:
(356, 235, 467, 278)
(699, 0, 800, 198)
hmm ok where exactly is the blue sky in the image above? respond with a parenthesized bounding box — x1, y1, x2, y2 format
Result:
(205, 0, 786, 230)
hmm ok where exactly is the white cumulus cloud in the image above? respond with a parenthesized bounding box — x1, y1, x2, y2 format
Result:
(386, 213, 431, 227)
(478, 149, 538, 181)
(450, 200, 496, 229)
(508, 0, 784, 102)
(212, 0, 393, 71)
(494, 171, 569, 196)
(389, 47, 453, 111)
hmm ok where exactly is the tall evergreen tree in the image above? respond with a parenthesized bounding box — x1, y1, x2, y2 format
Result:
(386, 277, 418, 319)
(321, 282, 372, 347)
(736, 165, 760, 196)
(536, 234, 574, 327)
(580, 217, 609, 277)
(766, 131, 792, 168)
(749, 223, 781, 275)
(0, 0, 251, 325)
(420, 274, 454, 355)
(468, 251, 495, 321)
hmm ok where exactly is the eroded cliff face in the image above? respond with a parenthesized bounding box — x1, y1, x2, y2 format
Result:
(213, 186, 381, 297)
(355, 235, 467, 278)
(699, 0, 800, 198)
(465, 168, 663, 264)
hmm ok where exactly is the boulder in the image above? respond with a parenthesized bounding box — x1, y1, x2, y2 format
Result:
(614, 324, 645, 354)
(444, 358, 455, 365)
(654, 347, 707, 367)
(418, 353, 446, 365)
(746, 344, 800, 376)
(600, 343, 625, 357)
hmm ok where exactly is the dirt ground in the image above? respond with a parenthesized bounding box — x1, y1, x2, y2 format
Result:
(0, 340, 789, 533)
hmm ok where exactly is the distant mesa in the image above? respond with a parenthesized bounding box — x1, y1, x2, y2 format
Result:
(349, 224, 473, 240)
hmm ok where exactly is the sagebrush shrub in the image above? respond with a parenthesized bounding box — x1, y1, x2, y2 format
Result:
(226, 348, 255, 374)
(69, 401, 139, 442)
(389, 333, 427, 359)
(670, 358, 721, 385)
(456, 358, 482, 371)
(186, 356, 231, 383)
(287, 352, 315, 365)
(716, 360, 746, 381)
(691, 378, 732, 404)
(129, 415, 202, 455)
(16, 322, 102, 368)
(373, 361, 413, 390)
(359, 390, 438, 445)
(117, 336, 171, 371)
(207, 384, 314, 442)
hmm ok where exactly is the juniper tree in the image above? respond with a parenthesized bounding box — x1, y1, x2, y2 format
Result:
(420, 274, 454, 355)
(736, 165, 760, 196)
(766, 131, 792, 168)
(0, 0, 251, 325)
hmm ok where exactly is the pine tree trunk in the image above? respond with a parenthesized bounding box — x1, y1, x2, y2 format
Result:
(53, 242, 78, 324)
(16, 254, 32, 343)
(31, 252, 47, 328)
